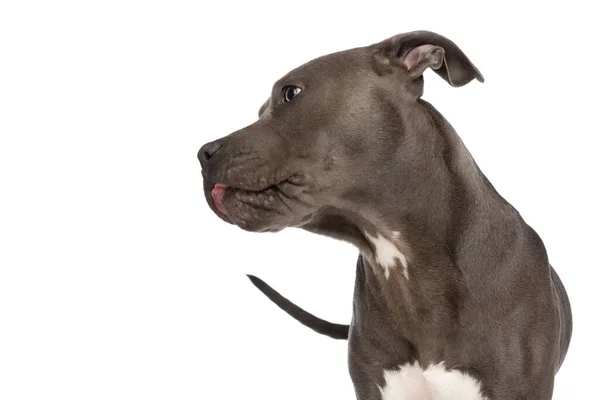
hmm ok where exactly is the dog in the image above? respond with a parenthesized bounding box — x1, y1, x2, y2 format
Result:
(198, 30, 572, 400)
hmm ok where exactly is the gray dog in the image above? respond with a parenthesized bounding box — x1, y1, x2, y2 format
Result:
(199, 30, 572, 400)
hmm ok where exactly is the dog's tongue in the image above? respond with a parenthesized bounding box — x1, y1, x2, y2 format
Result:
(211, 184, 229, 216)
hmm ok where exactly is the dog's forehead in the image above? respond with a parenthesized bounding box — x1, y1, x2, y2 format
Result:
(275, 47, 372, 87)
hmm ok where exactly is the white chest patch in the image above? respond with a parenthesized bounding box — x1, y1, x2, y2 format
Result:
(379, 362, 487, 400)
(364, 231, 408, 279)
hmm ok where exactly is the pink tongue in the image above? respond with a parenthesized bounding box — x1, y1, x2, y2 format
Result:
(211, 184, 229, 216)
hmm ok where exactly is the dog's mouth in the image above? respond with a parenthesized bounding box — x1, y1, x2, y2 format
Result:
(210, 184, 230, 218)
(205, 174, 304, 231)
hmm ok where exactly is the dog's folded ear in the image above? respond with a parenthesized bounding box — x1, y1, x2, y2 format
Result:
(372, 30, 484, 87)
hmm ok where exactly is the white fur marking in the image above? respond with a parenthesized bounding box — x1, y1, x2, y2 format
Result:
(379, 362, 487, 400)
(365, 231, 408, 279)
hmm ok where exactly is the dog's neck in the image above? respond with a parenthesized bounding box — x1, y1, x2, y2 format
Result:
(303, 100, 487, 273)
(302, 99, 527, 344)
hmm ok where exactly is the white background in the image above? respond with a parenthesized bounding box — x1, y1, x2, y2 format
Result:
(1, 1, 598, 399)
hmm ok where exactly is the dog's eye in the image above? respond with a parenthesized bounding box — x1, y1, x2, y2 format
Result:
(283, 86, 302, 102)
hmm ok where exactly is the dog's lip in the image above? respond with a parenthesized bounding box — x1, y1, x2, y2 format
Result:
(212, 174, 299, 194)
(207, 173, 303, 223)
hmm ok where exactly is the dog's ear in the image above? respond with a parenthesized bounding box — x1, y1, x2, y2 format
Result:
(258, 98, 270, 118)
(372, 30, 484, 87)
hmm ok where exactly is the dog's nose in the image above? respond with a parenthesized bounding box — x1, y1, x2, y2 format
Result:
(198, 141, 222, 163)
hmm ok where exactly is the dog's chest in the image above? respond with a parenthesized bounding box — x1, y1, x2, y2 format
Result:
(379, 362, 487, 400)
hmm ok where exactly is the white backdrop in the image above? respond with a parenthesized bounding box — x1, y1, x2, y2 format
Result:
(1, 1, 598, 399)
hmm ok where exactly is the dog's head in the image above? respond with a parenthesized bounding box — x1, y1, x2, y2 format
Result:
(199, 31, 483, 233)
